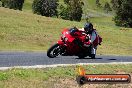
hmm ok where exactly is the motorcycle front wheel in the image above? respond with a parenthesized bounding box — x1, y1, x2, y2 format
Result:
(47, 43, 61, 58)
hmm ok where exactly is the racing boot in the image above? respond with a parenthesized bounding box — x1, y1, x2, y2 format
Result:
(91, 47, 96, 59)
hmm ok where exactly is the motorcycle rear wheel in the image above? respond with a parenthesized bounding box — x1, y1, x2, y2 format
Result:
(47, 43, 61, 58)
(78, 53, 86, 59)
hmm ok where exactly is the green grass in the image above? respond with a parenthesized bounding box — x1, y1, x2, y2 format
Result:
(84, 0, 111, 11)
(0, 0, 131, 55)
(89, 17, 132, 55)
(0, 64, 132, 88)
(23, 0, 34, 12)
(0, 7, 82, 51)
(0, 7, 132, 55)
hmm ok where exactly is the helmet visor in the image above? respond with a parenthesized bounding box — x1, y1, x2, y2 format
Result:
(84, 27, 91, 32)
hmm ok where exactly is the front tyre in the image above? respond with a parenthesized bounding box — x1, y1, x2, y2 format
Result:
(47, 43, 61, 58)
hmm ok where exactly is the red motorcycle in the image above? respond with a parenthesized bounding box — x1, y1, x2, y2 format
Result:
(47, 28, 93, 58)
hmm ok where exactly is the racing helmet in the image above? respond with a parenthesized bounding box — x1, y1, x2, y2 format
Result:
(84, 23, 93, 32)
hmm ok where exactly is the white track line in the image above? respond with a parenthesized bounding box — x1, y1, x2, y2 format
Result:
(0, 62, 132, 70)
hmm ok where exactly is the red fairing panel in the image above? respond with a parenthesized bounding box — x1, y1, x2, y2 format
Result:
(63, 30, 75, 43)
(57, 40, 64, 45)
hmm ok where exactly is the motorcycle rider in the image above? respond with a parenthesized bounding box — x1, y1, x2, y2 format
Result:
(81, 22, 102, 58)
(65, 24, 102, 58)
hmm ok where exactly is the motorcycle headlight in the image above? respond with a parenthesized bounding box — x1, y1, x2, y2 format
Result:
(61, 34, 68, 41)
(61, 34, 65, 39)
(64, 37, 68, 41)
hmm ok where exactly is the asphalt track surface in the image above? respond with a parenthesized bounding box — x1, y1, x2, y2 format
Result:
(0, 51, 132, 69)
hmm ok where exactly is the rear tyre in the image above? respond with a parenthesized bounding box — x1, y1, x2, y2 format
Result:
(78, 53, 86, 59)
(91, 54, 95, 59)
(47, 43, 61, 58)
(78, 55, 85, 59)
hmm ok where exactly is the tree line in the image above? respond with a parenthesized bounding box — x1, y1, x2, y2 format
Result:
(98, 0, 132, 27)
(0, 0, 84, 21)
(0, 0, 132, 27)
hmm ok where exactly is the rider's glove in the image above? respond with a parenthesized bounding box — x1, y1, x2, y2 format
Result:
(83, 41, 91, 47)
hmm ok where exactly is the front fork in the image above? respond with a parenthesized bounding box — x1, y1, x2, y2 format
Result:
(57, 40, 67, 55)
